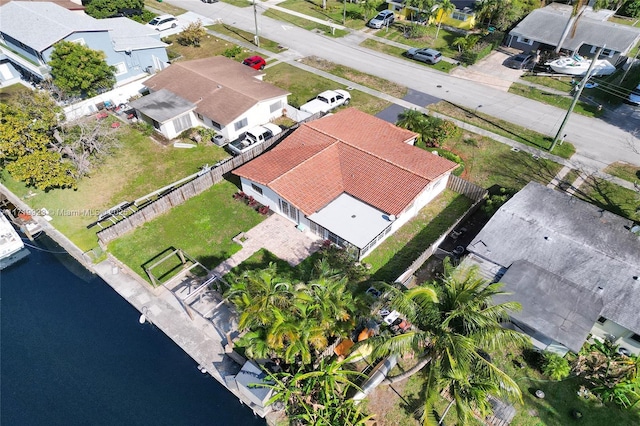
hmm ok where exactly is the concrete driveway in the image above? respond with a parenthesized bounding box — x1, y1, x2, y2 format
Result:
(450, 51, 526, 92)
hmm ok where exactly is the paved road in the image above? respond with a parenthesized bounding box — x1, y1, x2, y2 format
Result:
(169, 0, 640, 169)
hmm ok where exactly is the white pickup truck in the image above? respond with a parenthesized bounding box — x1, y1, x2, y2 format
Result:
(227, 123, 282, 155)
(300, 89, 351, 115)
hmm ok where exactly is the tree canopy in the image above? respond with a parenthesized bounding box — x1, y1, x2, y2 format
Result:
(0, 90, 121, 190)
(48, 41, 116, 98)
(0, 91, 76, 190)
(83, 0, 144, 19)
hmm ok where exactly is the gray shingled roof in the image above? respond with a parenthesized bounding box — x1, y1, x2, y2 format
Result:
(510, 4, 640, 54)
(130, 89, 196, 123)
(0, 2, 98, 52)
(94, 17, 167, 51)
(467, 182, 640, 337)
(0, 2, 166, 53)
(496, 260, 604, 353)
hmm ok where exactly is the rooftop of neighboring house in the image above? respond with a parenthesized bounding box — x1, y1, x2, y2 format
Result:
(0, 0, 83, 11)
(141, 57, 290, 126)
(467, 181, 640, 338)
(510, 3, 640, 54)
(234, 108, 458, 217)
(129, 89, 196, 123)
(0, 2, 164, 53)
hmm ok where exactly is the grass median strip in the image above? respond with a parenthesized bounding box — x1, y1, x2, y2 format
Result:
(300, 56, 408, 98)
(431, 101, 576, 159)
(264, 62, 391, 115)
(208, 24, 287, 54)
(604, 161, 640, 184)
(509, 82, 604, 118)
(263, 9, 349, 38)
(276, 0, 368, 30)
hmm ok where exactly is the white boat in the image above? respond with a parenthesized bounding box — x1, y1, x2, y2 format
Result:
(0, 213, 26, 269)
(546, 55, 616, 76)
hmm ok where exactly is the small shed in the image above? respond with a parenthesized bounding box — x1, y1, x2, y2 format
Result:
(234, 361, 273, 409)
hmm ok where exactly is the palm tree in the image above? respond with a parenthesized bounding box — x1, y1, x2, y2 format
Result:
(226, 263, 295, 330)
(262, 357, 372, 425)
(366, 258, 529, 425)
(396, 108, 430, 145)
(433, 0, 455, 40)
(361, 0, 380, 22)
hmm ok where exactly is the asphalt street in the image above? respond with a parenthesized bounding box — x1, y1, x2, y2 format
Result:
(167, 0, 640, 169)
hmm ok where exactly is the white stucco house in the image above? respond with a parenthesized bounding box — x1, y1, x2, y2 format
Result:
(129, 56, 290, 141)
(234, 108, 459, 260)
(464, 182, 640, 356)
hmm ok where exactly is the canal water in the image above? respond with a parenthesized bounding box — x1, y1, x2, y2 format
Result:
(0, 235, 265, 426)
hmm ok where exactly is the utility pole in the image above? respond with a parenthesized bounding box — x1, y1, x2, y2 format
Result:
(343, 0, 347, 25)
(621, 47, 640, 83)
(253, 0, 260, 47)
(550, 45, 604, 153)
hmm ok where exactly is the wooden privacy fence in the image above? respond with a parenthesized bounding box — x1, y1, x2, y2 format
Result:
(395, 175, 487, 285)
(96, 128, 292, 247)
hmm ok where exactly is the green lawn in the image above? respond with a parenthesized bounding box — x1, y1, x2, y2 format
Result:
(522, 68, 640, 107)
(109, 179, 265, 283)
(371, 22, 461, 59)
(1, 125, 228, 251)
(575, 176, 640, 222)
(604, 162, 640, 184)
(360, 39, 459, 73)
(276, 0, 369, 30)
(264, 62, 391, 115)
(509, 83, 605, 118)
(165, 32, 259, 62)
(218, 0, 252, 7)
(144, 0, 186, 16)
(300, 56, 408, 98)
(263, 9, 349, 38)
(208, 24, 288, 54)
(0, 83, 30, 100)
(363, 190, 473, 283)
(430, 101, 576, 159)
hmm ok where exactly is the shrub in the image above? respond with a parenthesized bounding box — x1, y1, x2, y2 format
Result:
(177, 20, 207, 47)
(223, 46, 243, 58)
(432, 149, 464, 176)
(542, 353, 570, 381)
(482, 187, 517, 216)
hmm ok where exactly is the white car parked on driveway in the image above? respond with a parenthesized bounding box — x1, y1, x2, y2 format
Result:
(227, 123, 283, 155)
(147, 14, 178, 31)
(300, 89, 351, 115)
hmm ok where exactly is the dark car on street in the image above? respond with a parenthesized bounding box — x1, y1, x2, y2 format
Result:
(503, 53, 534, 70)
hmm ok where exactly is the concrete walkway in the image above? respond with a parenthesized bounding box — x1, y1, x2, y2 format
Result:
(212, 214, 323, 276)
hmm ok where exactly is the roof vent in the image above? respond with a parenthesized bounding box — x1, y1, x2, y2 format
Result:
(633, 276, 639, 281)
(389, 214, 396, 221)
(597, 286, 604, 292)
(544, 236, 551, 241)
(217, 84, 222, 89)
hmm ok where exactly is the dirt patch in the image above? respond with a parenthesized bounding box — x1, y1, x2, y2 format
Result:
(365, 379, 418, 426)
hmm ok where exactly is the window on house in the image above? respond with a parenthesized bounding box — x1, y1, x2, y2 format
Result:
(517, 36, 534, 45)
(234, 118, 248, 131)
(270, 100, 281, 113)
(629, 333, 640, 343)
(113, 62, 127, 76)
(152, 119, 160, 130)
(210, 120, 221, 130)
(451, 11, 466, 21)
(173, 114, 192, 133)
(251, 183, 263, 195)
(590, 46, 615, 57)
(597, 316, 607, 324)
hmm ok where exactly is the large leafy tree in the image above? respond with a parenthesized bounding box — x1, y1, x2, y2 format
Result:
(365, 259, 529, 425)
(0, 91, 76, 189)
(49, 41, 116, 98)
(83, 0, 144, 19)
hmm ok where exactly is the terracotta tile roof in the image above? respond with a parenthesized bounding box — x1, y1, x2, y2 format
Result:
(143, 57, 289, 125)
(235, 108, 458, 216)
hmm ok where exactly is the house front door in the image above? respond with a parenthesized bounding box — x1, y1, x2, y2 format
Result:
(279, 200, 299, 223)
